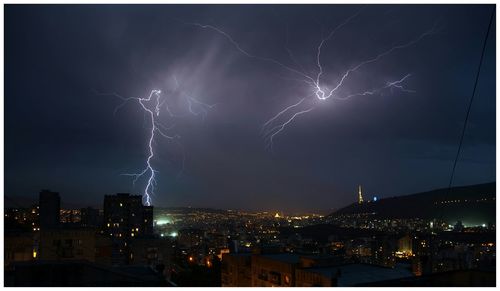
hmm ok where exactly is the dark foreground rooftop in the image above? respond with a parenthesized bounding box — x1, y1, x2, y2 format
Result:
(355, 269, 496, 287)
(5, 260, 172, 287)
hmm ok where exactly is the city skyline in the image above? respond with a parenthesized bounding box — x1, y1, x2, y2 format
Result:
(5, 4, 495, 212)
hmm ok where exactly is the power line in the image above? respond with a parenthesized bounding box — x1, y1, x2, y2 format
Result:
(446, 8, 495, 195)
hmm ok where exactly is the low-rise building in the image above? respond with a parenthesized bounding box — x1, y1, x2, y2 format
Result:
(221, 253, 252, 287)
(223, 251, 414, 287)
(296, 263, 414, 287)
(5, 231, 35, 267)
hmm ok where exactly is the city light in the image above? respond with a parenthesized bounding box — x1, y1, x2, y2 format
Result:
(4, 4, 496, 288)
(156, 219, 171, 225)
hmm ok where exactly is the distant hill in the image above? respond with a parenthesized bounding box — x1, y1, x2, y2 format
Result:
(331, 183, 495, 225)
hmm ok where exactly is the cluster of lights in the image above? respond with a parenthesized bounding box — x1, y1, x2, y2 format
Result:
(160, 231, 178, 238)
(156, 219, 172, 226)
(434, 197, 494, 205)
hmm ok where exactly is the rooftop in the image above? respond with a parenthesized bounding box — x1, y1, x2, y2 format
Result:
(303, 263, 414, 287)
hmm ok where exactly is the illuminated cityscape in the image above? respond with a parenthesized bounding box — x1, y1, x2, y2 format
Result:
(4, 183, 496, 286)
(4, 3, 496, 288)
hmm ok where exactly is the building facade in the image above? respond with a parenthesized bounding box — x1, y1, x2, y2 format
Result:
(39, 190, 60, 230)
(103, 193, 155, 264)
(221, 253, 252, 287)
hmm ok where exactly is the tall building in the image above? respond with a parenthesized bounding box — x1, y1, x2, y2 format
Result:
(358, 185, 364, 204)
(80, 207, 101, 228)
(39, 190, 60, 230)
(103, 193, 153, 238)
(143, 206, 154, 235)
(103, 193, 154, 264)
(370, 237, 396, 268)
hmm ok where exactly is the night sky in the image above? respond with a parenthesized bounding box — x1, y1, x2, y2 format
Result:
(5, 5, 496, 212)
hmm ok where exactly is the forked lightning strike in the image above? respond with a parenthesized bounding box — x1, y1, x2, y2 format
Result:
(264, 107, 314, 150)
(188, 11, 435, 149)
(106, 90, 170, 206)
(101, 78, 215, 206)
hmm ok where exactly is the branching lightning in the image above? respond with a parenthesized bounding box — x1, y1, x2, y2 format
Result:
(184, 93, 217, 121)
(187, 11, 435, 150)
(99, 77, 215, 206)
(264, 107, 314, 150)
(117, 90, 167, 206)
(97, 11, 434, 204)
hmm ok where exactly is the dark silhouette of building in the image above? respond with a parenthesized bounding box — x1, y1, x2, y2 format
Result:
(80, 207, 101, 228)
(143, 206, 154, 235)
(371, 236, 397, 267)
(103, 193, 153, 237)
(221, 253, 252, 287)
(355, 269, 495, 287)
(5, 260, 170, 287)
(454, 221, 465, 232)
(4, 231, 34, 267)
(222, 252, 413, 287)
(103, 193, 154, 264)
(39, 190, 60, 230)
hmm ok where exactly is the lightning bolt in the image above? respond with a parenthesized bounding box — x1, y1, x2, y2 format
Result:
(98, 77, 215, 206)
(312, 28, 435, 101)
(118, 90, 165, 206)
(342, 74, 415, 100)
(186, 11, 435, 149)
(262, 97, 307, 130)
(184, 93, 217, 121)
(264, 107, 314, 151)
(103, 89, 171, 206)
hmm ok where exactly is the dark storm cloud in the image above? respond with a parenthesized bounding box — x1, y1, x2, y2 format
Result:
(5, 4, 495, 211)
